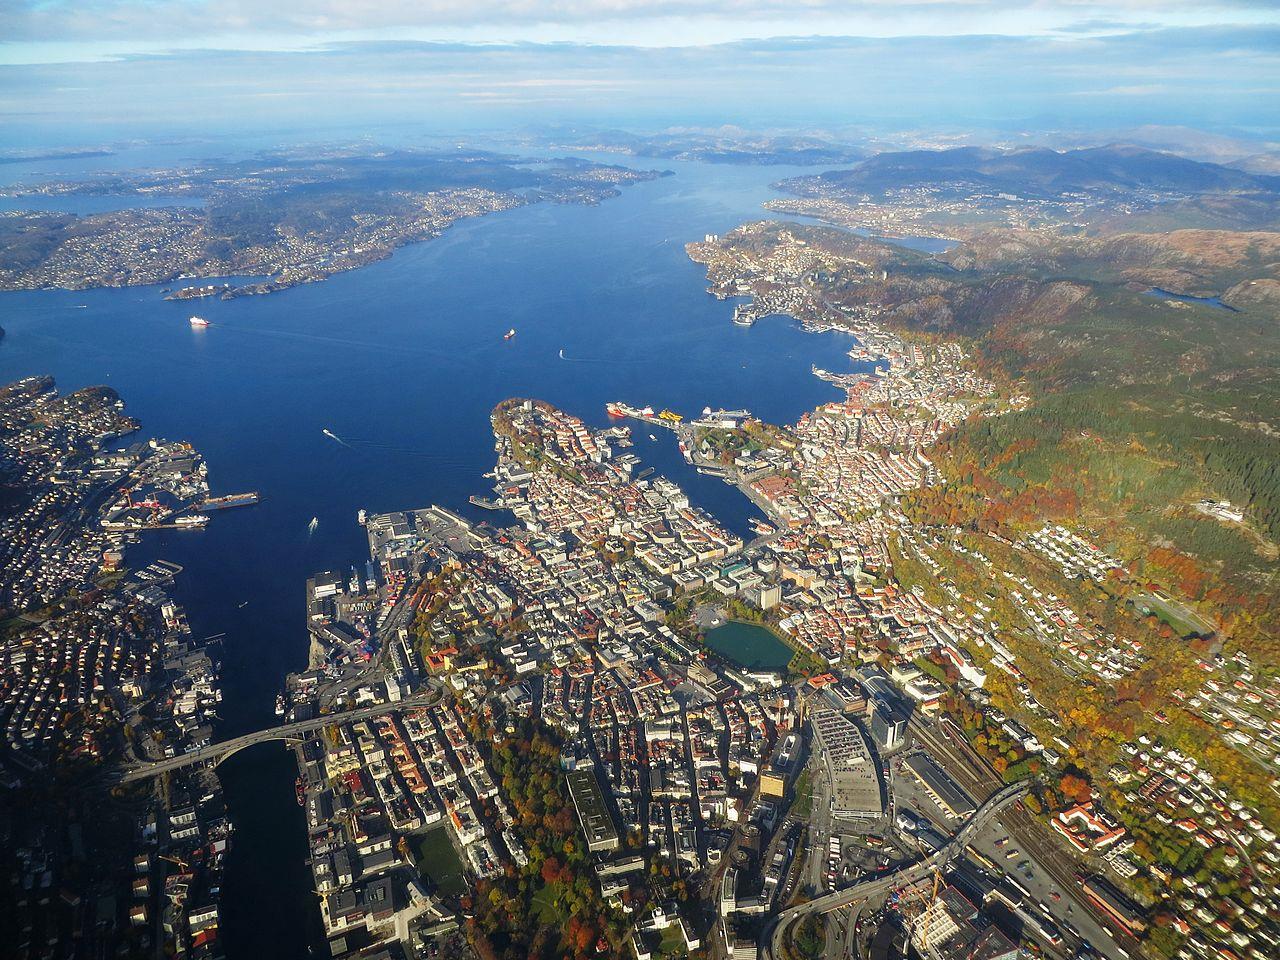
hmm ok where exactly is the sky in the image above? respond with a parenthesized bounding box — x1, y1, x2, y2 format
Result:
(1, 1, 1278, 146)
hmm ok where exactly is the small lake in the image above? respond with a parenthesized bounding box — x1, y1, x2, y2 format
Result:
(704, 619, 794, 671)
(1144, 287, 1235, 311)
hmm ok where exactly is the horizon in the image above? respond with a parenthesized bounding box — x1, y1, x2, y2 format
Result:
(2, 1, 1279, 147)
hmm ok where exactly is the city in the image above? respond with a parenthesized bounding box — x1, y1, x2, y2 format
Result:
(1, 3, 1279, 960)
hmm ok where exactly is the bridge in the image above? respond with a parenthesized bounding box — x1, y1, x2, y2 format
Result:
(112, 688, 442, 785)
(761, 779, 1030, 960)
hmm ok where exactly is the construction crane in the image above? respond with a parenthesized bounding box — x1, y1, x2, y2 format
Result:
(897, 861, 948, 960)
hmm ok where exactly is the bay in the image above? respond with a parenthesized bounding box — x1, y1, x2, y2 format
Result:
(0, 155, 881, 956)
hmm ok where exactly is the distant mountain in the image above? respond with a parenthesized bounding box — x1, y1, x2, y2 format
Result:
(553, 129, 866, 166)
(795, 144, 1280, 197)
(1230, 152, 1280, 176)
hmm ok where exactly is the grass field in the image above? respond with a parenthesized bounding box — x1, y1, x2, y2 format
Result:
(411, 827, 467, 898)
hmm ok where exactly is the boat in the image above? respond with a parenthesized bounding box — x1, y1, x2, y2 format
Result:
(295, 776, 305, 807)
(189, 316, 210, 328)
(308, 517, 319, 533)
(649, 434, 658, 441)
(606, 403, 626, 417)
(559, 348, 566, 359)
(503, 328, 516, 340)
(274, 694, 286, 717)
(175, 514, 209, 528)
(198, 491, 260, 511)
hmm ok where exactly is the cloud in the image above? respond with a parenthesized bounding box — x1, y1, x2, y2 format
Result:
(2, 0, 1276, 49)
(0, 26, 1275, 141)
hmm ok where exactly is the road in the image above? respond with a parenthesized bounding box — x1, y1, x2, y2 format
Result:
(911, 715, 1143, 959)
(762, 779, 1030, 960)
(112, 687, 441, 784)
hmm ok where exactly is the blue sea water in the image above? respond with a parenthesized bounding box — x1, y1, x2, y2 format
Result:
(0, 155, 915, 956)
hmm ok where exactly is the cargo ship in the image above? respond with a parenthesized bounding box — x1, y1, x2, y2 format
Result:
(189, 316, 210, 328)
(198, 491, 260, 511)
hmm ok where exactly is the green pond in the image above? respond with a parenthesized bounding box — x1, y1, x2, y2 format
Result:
(704, 619, 793, 671)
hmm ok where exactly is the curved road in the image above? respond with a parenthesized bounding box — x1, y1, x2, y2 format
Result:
(762, 779, 1030, 960)
(113, 687, 442, 784)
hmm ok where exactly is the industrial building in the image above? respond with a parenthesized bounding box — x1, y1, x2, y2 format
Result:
(903, 753, 976, 820)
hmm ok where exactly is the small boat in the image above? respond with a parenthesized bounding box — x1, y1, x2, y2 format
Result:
(308, 517, 319, 534)
(503, 328, 516, 340)
(189, 316, 209, 328)
(275, 694, 286, 717)
(238, 601, 249, 609)
(649, 434, 658, 441)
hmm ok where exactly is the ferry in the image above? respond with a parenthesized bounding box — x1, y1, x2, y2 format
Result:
(188, 316, 210, 328)
(606, 402, 656, 420)
(175, 514, 209, 528)
(503, 328, 516, 340)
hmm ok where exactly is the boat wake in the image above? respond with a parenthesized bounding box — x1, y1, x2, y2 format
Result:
(558, 348, 642, 364)
(322, 428, 353, 449)
(324, 432, 471, 466)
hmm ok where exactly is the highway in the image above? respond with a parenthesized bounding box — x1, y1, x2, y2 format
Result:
(112, 687, 441, 784)
(762, 779, 1030, 960)
(913, 715, 1144, 959)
